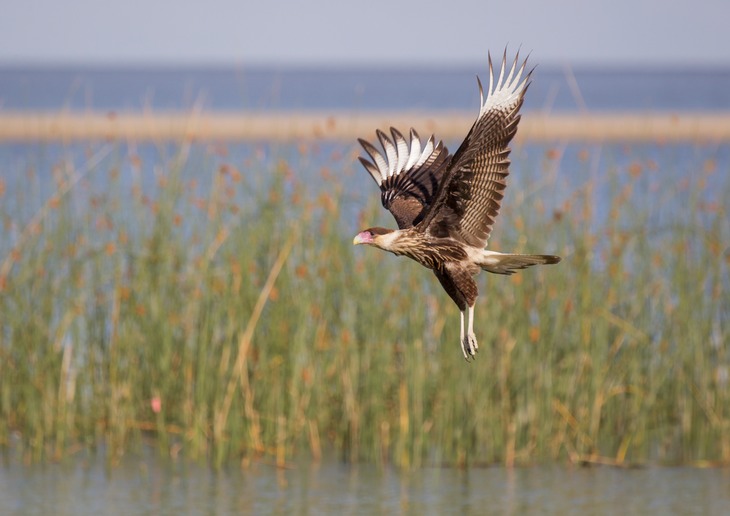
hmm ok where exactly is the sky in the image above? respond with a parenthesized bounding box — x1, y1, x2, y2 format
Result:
(1, 0, 729, 67)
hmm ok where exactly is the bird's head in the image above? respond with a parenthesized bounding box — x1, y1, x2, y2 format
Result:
(353, 227, 396, 249)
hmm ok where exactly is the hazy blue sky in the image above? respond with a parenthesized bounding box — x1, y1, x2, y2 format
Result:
(1, 0, 728, 66)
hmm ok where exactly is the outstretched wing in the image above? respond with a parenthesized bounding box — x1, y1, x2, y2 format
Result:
(417, 51, 531, 248)
(358, 127, 450, 229)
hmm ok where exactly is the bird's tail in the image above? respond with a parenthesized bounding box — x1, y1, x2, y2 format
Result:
(477, 250, 561, 275)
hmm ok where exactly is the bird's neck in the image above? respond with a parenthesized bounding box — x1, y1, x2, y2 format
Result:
(375, 229, 408, 253)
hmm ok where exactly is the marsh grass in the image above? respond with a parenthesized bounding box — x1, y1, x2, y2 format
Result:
(0, 139, 728, 468)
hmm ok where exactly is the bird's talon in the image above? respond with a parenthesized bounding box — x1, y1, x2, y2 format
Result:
(464, 333, 478, 358)
(461, 334, 478, 361)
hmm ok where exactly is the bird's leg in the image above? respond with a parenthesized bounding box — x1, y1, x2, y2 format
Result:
(460, 307, 478, 361)
(464, 305, 478, 358)
(460, 310, 468, 360)
(468, 305, 478, 351)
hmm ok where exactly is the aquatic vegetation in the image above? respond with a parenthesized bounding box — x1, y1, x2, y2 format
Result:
(0, 138, 728, 468)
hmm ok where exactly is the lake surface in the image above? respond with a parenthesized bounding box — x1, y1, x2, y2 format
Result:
(2, 453, 729, 515)
(2, 65, 729, 112)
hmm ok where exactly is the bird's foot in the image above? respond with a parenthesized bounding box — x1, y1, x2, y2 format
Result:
(461, 333, 478, 361)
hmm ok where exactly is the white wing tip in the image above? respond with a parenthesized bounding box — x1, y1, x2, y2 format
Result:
(359, 127, 440, 185)
(479, 48, 531, 116)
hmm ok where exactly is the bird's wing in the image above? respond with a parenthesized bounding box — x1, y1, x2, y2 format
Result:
(417, 51, 531, 248)
(358, 127, 450, 229)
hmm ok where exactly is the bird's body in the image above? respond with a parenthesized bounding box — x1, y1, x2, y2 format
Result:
(353, 51, 561, 360)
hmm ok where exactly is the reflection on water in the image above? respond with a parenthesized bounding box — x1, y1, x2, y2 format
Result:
(2, 452, 729, 515)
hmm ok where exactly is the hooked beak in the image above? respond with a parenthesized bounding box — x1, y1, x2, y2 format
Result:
(353, 231, 373, 245)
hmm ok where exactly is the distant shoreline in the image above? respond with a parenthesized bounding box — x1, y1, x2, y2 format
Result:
(1, 111, 729, 142)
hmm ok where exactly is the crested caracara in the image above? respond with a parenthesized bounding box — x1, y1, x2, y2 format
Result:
(353, 50, 561, 361)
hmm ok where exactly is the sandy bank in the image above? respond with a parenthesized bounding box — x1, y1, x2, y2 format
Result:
(1, 111, 729, 142)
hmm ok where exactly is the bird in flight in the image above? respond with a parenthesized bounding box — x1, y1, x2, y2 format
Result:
(353, 51, 561, 361)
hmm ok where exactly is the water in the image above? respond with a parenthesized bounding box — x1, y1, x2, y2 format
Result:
(2, 452, 729, 515)
(2, 139, 727, 240)
(1, 65, 730, 112)
(1, 65, 728, 230)
(2, 65, 728, 223)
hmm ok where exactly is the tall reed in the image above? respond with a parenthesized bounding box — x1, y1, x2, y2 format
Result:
(0, 139, 727, 468)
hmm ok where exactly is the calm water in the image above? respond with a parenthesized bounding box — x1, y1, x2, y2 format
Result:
(2, 453, 730, 515)
(1, 65, 730, 112)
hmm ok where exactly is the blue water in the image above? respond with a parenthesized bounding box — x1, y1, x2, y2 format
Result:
(2, 65, 730, 112)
